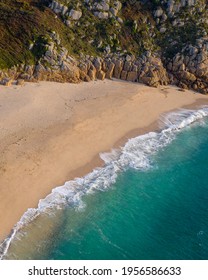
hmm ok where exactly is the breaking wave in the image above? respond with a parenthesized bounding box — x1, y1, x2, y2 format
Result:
(1, 106, 208, 259)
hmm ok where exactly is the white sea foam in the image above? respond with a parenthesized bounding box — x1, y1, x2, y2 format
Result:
(1, 106, 208, 259)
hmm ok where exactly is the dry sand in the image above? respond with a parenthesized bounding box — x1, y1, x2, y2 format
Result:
(0, 79, 207, 240)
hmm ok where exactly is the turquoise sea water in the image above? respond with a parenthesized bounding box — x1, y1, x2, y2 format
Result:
(1, 108, 208, 260)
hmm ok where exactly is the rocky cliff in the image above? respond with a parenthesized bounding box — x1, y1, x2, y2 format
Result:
(0, 0, 207, 93)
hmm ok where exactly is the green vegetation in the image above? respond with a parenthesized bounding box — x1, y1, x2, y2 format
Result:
(0, 0, 207, 69)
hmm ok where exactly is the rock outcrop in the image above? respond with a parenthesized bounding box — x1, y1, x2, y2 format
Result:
(0, 0, 207, 93)
(166, 37, 208, 93)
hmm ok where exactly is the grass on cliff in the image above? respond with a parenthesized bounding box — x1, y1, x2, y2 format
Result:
(0, 0, 97, 69)
(0, 0, 207, 70)
(0, 0, 159, 69)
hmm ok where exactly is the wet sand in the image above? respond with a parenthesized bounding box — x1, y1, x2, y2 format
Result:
(0, 79, 207, 240)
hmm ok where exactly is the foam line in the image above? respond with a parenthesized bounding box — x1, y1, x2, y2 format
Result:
(1, 106, 208, 259)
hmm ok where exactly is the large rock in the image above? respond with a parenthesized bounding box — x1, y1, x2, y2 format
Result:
(93, 58, 102, 72)
(24, 65, 34, 76)
(68, 9, 82, 20)
(126, 71, 138, 82)
(62, 6, 68, 16)
(154, 7, 164, 18)
(109, 1, 122, 16)
(110, 7, 118, 16)
(97, 70, 106, 80)
(79, 62, 88, 75)
(0, 78, 13, 86)
(105, 61, 115, 79)
(97, 12, 108, 19)
(121, 70, 127, 80)
(18, 73, 32, 81)
(178, 70, 196, 82)
(80, 70, 91, 82)
(88, 65, 97, 80)
(34, 63, 48, 80)
(140, 76, 160, 87)
(114, 1, 122, 11)
(60, 62, 80, 83)
(123, 61, 132, 72)
(113, 59, 123, 79)
(16, 79, 25, 86)
(96, 2, 110, 11)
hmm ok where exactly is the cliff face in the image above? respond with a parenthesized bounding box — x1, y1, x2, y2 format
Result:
(0, 0, 207, 93)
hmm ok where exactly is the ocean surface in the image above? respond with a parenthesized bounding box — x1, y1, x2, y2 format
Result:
(1, 107, 208, 260)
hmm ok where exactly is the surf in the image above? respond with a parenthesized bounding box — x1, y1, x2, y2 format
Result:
(1, 106, 208, 259)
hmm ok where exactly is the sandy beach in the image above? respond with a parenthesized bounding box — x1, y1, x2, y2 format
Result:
(0, 79, 207, 241)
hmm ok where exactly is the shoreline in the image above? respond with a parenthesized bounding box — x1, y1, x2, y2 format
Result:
(0, 80, 208, 241)
(66, 97, 208, 183)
